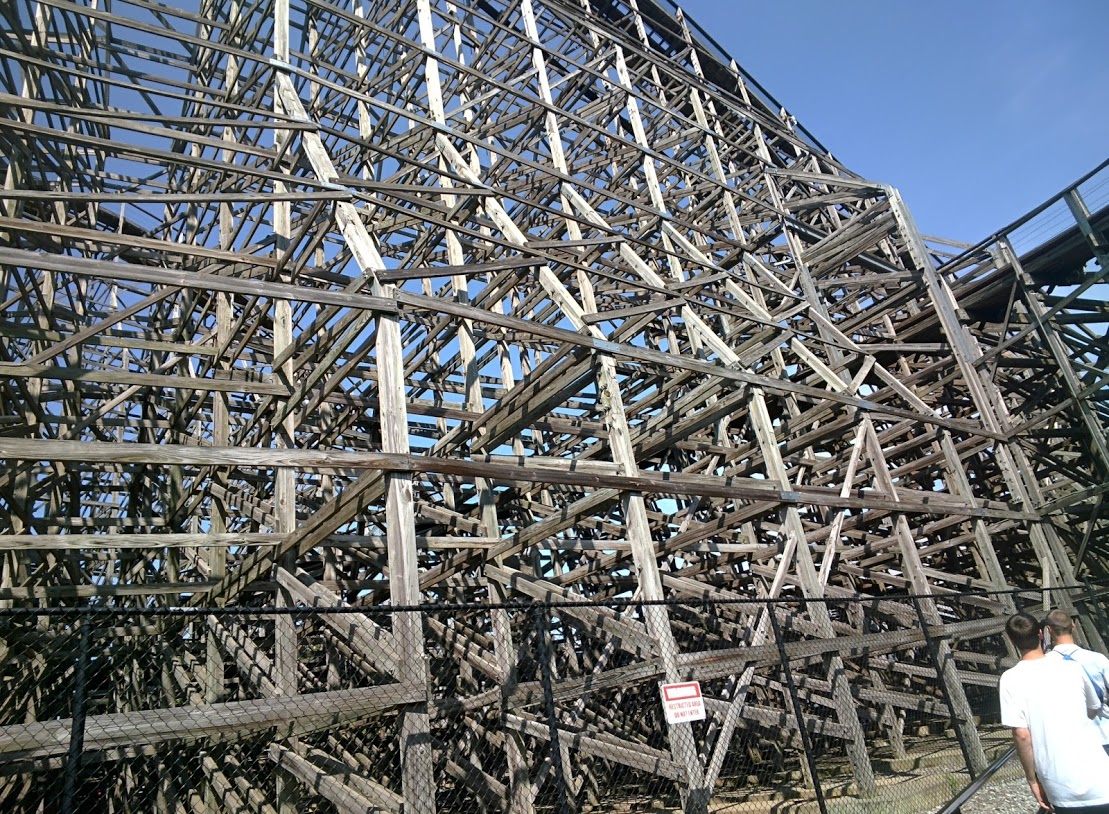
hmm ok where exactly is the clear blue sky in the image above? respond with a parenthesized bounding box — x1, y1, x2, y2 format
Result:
(677, 0, 1109, 244)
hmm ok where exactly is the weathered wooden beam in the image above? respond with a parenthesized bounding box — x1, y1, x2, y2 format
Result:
(0, 683, 421, 759)
(0, 438, 1035, 519)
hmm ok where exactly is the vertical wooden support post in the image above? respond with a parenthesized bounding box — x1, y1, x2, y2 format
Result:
(548, 134, 711, 807)
(206, 0, 238, 697)
(273, 296, 296, 686)
(8, 269, 51, 602)
(271, 0, 295, 696)
(271, 4, 299, 811)
(378, 288, 436, 814)
(204, 312, 230, 705)
(272, 299, 300, 813)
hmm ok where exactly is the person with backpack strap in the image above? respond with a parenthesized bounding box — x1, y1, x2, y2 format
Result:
(1000, 612, 1109, 812)
(1045, 608, 1109, 756)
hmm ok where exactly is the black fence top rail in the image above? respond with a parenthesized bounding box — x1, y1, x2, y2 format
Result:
(0, 582, 1100, 617)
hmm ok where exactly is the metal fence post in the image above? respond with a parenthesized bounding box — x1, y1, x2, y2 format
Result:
(534, 604, 571, 814)
(62, 615, 92, 814)
(910, 595, 977, 780)
(767, 602, 828, 814)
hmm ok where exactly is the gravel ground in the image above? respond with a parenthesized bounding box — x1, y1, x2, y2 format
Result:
(926, 774, 1041, 814)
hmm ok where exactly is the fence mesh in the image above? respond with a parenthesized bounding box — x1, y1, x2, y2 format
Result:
(0, 586, 1103, 814)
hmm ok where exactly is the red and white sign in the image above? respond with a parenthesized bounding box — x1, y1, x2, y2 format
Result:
(660, 681, 705, 725)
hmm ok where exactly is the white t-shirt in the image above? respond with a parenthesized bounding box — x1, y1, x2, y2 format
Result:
(1000, 656, 1109, 807)
(1048, 644, 1109, 745)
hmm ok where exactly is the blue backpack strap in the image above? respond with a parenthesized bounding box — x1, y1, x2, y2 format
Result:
(1059, 650, 1106, 704)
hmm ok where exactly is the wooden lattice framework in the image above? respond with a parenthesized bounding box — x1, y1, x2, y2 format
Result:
(0, 0, 1108, 811)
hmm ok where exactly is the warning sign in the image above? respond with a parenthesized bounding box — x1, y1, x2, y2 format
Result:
(660, 681, 705, 725)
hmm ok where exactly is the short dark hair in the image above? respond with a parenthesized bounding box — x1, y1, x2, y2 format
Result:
(1006, 612, 1042, 651)
(1044, 608, 1075, 636)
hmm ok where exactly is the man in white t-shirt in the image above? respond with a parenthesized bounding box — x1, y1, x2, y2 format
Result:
(1000, 612, 1109, 812)
(1044, 608, 1109, 756)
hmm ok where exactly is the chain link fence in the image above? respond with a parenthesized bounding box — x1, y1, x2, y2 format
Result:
(0, 585, 1104, 814)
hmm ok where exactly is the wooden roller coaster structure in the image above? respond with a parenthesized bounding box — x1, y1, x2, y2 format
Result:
(0, 0, 1107, 811)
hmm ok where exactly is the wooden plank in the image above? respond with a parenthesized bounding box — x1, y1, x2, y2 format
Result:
(0, 683, 421, 758)
(0, 439, 1035, 519)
